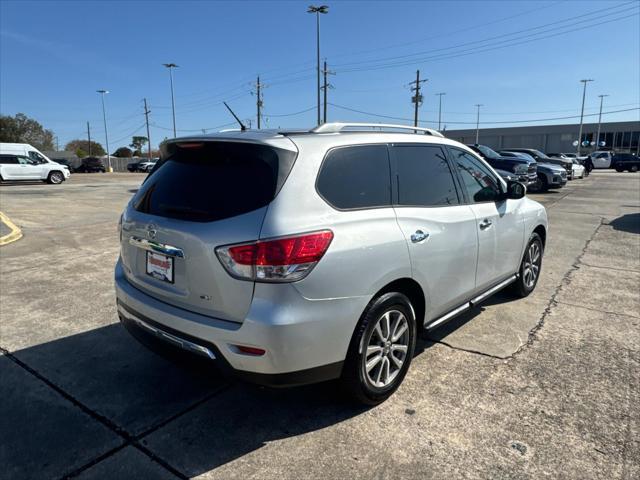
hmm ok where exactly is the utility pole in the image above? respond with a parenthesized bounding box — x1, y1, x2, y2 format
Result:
(143, 98, 152, 161)
(475, 104, 483, 144)
(409, 70, 427, 131)
(254, 76, 264, 129)
(87, 122, 92, 156)
(96, 90, 111, 171)
(577, 79, 594, 155)
(321, 60, 335, 123)
(435, 92, 446, 131)
(595, 94, 609, 152)
(163, 63, 178, 137)
(308, 5, 329, 126)
(55, 136, 59, 151)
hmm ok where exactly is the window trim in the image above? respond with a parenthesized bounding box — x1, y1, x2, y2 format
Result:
(315, 143, 394, 212)
(388, 143, 462, 208)
(446, 146, 505, 205)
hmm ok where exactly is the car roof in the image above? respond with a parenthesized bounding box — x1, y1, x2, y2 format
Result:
(162, 124, 469, 156)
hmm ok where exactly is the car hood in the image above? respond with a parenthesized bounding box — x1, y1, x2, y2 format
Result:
(537, 162, 565, 173)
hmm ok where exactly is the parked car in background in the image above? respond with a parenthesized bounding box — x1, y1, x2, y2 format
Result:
(116, 123, 548, 404)
(590, 151, 614, 169)
(570, 159, 585, 179)
(612, 153, 640, 172)
(466, 144, 537, 187)
(49, 158, 74, 172)
(0, 153, 70, 184)
(75, 157, 106, 173)
(137, 159, 158, 172)
(494, 168, 517, 182)
(127, 161, 142, 172)
(500, 151, 566, 192)
(502, 148, 573, 180)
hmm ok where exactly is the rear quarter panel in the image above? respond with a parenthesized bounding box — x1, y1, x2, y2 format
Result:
(259, 137, 412, 301)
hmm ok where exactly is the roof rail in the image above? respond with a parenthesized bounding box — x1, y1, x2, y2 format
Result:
(310, 122, 444, 137)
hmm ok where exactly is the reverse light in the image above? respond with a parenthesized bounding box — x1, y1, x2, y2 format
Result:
(216, 230, 333, 282)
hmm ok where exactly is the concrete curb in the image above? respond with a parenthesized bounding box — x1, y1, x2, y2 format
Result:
(0, 211, 23, 246)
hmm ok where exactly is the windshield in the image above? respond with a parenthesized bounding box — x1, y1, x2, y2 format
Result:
(530, 149, 550, 159)
(476, 145, 502, 159)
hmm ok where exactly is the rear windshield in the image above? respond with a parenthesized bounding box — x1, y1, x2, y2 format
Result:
(133, 141, 296, 222)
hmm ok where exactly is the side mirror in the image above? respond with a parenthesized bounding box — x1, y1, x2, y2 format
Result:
(506, 180, 526, 199)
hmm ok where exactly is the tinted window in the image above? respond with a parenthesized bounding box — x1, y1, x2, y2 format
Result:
(133, 141, 296, 222)
(28, 151, 47, 164)
(317, 145, 391, 209)
(393, 145, 459, 206)
(451, 149, 502, 203)
(0, 155, 18, 164)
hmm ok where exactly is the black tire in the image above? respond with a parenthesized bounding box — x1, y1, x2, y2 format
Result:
(535, 173, 549, 192)
(615, 164, 624, 172)
(47, 171, 64, 184)
(511, 232, 543, 298)
(631, 165, 639, 173)
(341, 292, 417, 405)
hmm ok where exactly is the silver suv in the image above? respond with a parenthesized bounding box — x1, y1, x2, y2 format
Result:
(115, 123, 547, 404)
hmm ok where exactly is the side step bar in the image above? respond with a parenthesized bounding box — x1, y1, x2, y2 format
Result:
(425, 274, 517, 331)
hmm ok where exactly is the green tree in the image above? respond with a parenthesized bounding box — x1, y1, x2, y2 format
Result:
(64, 139, 105, 157)
(0, 113, 55, 150)
(130, 136, 148, 153)
(113, 147, 133, 158)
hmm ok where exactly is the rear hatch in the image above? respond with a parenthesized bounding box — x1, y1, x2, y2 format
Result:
(120, 138, 297, 323)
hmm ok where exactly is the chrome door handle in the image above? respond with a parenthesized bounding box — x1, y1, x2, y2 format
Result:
(479, 219, 492, 230)
(410, 230, 429, 243)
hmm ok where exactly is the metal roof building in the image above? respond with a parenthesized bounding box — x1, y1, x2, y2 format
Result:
(444, 120, 639, 154)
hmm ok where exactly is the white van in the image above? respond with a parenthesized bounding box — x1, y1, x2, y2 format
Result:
(0, 143, 70, 184)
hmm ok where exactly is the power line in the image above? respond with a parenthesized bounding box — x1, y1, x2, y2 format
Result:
(334, 1, 636, 69)
(328, 102, 640, 126)
(264, 106, 316, 118)
(335, 8, 639, 73)
(328, 1, 564, 61)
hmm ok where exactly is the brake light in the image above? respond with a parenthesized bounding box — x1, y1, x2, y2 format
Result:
(216, 230, 333, 282)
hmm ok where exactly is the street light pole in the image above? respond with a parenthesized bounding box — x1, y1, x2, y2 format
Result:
(163, 63, 178, 137)
(595, 94, 609, 152)
(475, 104, 483, 144)
(308, 5, 328, 126)
(436, 92, 446, 131)
(577, 79, 594, 155)
(96, 90, 110, 171)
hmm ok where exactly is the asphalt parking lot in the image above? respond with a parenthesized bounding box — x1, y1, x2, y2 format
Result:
(1, 172, 638, 479)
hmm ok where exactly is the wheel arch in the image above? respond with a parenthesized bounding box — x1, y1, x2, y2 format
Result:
(372, 278, 426, 329)
(533, 224, 546, 249)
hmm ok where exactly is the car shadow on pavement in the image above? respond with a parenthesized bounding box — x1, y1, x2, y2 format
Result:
(1, 322, 376, 478)
(609, 212, 640, 234)
(423, 290, 515, 344)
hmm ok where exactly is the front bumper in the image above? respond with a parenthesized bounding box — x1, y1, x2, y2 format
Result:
(114, 259, 368, 386)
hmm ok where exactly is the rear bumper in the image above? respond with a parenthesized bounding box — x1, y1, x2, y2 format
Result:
(119, 303, 343, 387)
(114, 259, 367, 386)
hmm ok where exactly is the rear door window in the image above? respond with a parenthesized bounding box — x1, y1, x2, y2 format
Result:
(0, 155, 19, 164)
(391, 145, 459, 207)
(317, 145, 391, 209)
(133, 141, 296, 222)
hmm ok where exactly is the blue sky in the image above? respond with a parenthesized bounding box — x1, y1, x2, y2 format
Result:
(1, 0, 639, 151)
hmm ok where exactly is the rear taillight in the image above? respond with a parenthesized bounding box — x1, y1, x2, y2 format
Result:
(216, 230, 333, 282)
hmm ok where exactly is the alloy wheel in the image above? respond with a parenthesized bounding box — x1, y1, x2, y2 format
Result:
(522, 241, 541, 288)
(364, 310, 410, 388)
(51, 172, 63, 184)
